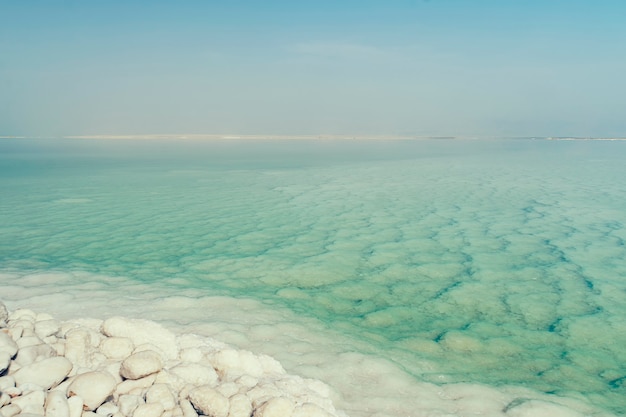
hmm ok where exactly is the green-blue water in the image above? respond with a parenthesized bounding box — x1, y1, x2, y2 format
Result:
(1, 138, 625, 414)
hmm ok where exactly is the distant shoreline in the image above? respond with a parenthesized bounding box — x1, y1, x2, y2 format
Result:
(2, 134, 626, 141)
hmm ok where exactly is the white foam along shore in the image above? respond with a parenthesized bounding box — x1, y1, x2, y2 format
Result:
(0, 290, 618, 417)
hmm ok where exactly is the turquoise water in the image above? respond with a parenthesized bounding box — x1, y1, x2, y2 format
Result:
(1, 138, 625, 414)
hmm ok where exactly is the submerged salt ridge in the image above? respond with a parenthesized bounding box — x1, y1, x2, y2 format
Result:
(1, 139, 626, 415)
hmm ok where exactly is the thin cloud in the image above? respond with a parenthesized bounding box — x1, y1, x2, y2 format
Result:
(291, 41, 386, 60)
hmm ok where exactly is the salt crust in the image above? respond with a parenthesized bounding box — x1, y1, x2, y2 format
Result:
(0, 299, 616, 417)
(0, 301, 345, 417)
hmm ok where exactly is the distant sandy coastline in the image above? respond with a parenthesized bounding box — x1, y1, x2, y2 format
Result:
(0, 134, 461, 141)
(2, 134, 626, 141)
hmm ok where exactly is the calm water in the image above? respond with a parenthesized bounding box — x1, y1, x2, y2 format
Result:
(1, 138, 625, 414)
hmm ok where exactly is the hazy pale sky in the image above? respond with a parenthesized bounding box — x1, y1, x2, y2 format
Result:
(1, 1, 625, 137)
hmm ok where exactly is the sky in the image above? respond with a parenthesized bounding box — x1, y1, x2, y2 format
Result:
(1, 0, 625, 137)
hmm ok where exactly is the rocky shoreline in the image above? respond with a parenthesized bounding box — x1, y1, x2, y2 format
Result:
(0, 301, 346, 417)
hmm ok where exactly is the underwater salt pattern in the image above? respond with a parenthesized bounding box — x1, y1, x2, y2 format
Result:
(1, 139, 625, 413)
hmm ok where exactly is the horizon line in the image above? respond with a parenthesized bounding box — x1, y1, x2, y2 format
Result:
(2, 134, 626, 141)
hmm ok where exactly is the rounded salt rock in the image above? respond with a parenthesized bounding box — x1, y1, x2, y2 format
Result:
(2, 404, 20, 417)
(257, 355, 285, 375)
(211, 349, 263, 378)
(12, 414, 45, 417)
(117, 394, 144, 417)
(0, 331, 18, 357)
(4, 385, 21, 397)
(67, 394, 84, 417)
(96, 401, 120, 416)
(216, 382, 238, 398)
(179, 347, 203, 363)
(12, 319, 35, 333)
(255, 397, 295, 417)
(132, 402, 164, 417)
(145, 384, 176, 411)
(227, 394, 252, 417)
(292, 403, 335, 417)
(120, 350, 163, 380)
(101, 317, 178, 360)
(188, 386, 230, 417)
(116, 374, 157, 396)
(235, 375, 258, 389)
(0, 351, 10, 373)
(11, 390, 45, 415)
(9, 309, 37, 322)
(34, 319, 61, 339)
(0, 301, 8, 323)
(13, 356, 73, 390)
(169, 363, 219, 387)
(0, 375, 16, 390)
(179, 399, 198, 417)
(45, 390, 71, 417)
(67, 371, 117, 411)
(100, 337, 134, 360)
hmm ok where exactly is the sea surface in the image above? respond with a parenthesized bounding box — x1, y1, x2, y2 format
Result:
(1, 138, 625, 416)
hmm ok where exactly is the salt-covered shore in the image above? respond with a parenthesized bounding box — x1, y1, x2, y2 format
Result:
(1, 297, 618, 417)
(0, 300, 345, 417)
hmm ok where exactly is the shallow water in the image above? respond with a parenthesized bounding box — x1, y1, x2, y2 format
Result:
(1, 138, 625, 415)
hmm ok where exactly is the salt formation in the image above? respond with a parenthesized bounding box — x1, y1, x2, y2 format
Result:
(0, 301, 343, 417)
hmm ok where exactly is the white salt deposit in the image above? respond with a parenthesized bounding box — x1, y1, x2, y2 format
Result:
(0, 300, 346, 417)
(119, 351, 164, 380)
(0, 289, 616, 417)
(13, 357, 72, 389)
(66, 371, 117, 410)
